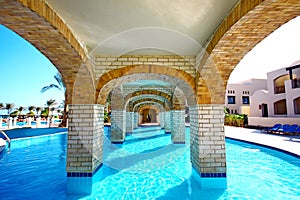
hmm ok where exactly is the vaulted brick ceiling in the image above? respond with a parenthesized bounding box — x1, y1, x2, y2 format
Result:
(45, 0, 239, 56)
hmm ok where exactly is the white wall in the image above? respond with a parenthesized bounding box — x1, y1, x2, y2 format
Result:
(248, 67, 300, 118)
(226, 79, 267, 115)
(249, 117, 300, 127)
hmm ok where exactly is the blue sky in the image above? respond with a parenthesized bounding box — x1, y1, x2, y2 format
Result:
(0, 25, 64, 113)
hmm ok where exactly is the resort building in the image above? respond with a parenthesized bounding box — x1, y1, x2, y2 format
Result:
(249, 63, 300, 126)
(251, 64, 300, 118)
(1, 0, 300, 194)
(225, 79, 267, 115)
(226, 63, 300, 126)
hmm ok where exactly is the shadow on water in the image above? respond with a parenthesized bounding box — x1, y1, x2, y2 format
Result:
(124, 133, 169, 145)
(156, 175, 226, 200)
(104, 143, 184, 171)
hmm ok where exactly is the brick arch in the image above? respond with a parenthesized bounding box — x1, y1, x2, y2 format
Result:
(139, 105, 161, 113)
(96, 65, 196, 105)
(134, 102, 163, 113)
(133, 98, 166, 110)
(126, 94, 171, 112)
(0, 0, 91, 104)
(124, 90, 172, 111)
(196, 76, 211, 104)
(124, 90, 172, 103)
(199, 0, 300, 104)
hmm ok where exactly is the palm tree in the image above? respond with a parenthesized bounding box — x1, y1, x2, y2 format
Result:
(50, 107, 55, 117)
(28, 106, 35, 112)
(46, 99, 56, 118)
(27, 106, 36, 117)
(5, 103, 14, 116)
(45, 99, 56, 127)
(41, 72, 66, 93)
(18, 106, 24, 117)
(41, 72, 67, 127)
(36, 107, 41, 117)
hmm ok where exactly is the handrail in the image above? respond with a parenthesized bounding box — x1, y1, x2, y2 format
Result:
(0, 131, 11, 149)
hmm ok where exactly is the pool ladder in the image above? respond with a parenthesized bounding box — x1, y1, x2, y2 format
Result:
(1, 131, 11, 150)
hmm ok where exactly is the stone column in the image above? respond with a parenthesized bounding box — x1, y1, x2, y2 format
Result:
(159, 112, 165, 128)
(13, 117, 17, 127)
(111, 109, 125, 143)
(27, 117, 32, 127)
(47, 117, 50, 127)
(36, 117, 41, 128)
(189, 104, 227, 189)
(164, 111, 171, 134)
(67, 104, 104, 194)
(8, 117, 12, 128)
(171, 110, 185, 144)
(125, 112, 134, 134)
(133, 112, 138, 129)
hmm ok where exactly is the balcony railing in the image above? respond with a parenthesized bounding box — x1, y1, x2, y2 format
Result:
(274, 85, 285, 94)
(292, 78, 300, 89)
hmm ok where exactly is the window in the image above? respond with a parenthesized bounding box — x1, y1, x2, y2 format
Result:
(294, 97, 300, 114)
(242, 96, 250, 104)
(227, 96, 235, 104)
(274, 75, 289, 94)
(274, 99, 287, 115)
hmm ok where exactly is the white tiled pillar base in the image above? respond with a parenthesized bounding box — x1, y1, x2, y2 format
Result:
(164, 111, 171, 134)
(159, 112, 165, 128)
(171, 110, 185, 144)
(111, 110, 125, 143)
(189, 104, 227, 188)
(126, 112, 134, 134)
(133, 112, 138, 129)
(67, 104, 104, 194)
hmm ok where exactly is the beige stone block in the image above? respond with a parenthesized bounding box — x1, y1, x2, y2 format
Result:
(117, 57, 128, 61)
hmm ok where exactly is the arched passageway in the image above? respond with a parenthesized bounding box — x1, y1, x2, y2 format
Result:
(1, 0, 300, 192)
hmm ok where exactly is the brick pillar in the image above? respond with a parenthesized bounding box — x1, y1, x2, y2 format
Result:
(171, 110, 185, 144)
(133, 112, 138, 128)
(189, 104, 227, 189)
(111, 109, 125, 143)
(159, 112, 165, 128)
(126, 112, 134, 134)
(67, 104, 104, 194)
(164, 111, 171, 134)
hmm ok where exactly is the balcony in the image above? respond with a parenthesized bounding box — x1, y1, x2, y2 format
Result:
(292, 78, 300, 89)
(274, 85, 285, 94)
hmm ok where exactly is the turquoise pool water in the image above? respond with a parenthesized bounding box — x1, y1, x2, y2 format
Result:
(0, 127, 300, 199)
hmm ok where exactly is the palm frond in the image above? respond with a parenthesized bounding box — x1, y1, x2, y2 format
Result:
(54, 73, 66, 92)
(41, 84, 61, 93)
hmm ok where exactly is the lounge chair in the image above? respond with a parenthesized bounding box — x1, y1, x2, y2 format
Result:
(281, 124, 299, 135)
(291, 125, 300, 135)
(274, 124, 290, 134)
(261, 124, 282, 133)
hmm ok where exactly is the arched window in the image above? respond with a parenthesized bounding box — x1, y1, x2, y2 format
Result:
(294, 96, 300, 114)
(273, 75, 290, 94)
(274, 99, 287, 115)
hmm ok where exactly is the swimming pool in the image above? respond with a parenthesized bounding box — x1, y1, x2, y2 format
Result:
(0, 127, 299, 199)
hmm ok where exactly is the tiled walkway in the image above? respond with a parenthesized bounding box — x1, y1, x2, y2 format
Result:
(225, 126, 300, 156)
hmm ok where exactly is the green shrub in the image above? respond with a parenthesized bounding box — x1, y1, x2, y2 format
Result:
(225, 114, 248, 127)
